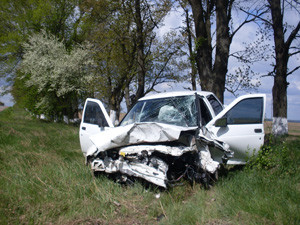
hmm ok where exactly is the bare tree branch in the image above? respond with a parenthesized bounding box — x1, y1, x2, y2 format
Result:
(287, 65, 300, 76)
(289, 49, 300, 57)
(231, 7, 269, 41)
(285, 21, 300, 49)
(285, 0, 300, 14)
(240, 7, 271, 24)
(261, 65, 276, 77)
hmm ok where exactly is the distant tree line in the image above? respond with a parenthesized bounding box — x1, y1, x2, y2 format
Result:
(0, 0, 299, 135)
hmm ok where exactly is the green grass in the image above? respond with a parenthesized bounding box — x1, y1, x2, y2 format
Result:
(1, 107, 299, 224)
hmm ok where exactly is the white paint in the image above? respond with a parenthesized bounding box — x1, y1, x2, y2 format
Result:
(272, 117, 288, 136)
(110, 109, 117, 125)
(79, 98, 114, 155)
(63, 115, 69, 124)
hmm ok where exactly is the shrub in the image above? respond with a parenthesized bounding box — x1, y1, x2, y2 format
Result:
(246, 135, 298, 177)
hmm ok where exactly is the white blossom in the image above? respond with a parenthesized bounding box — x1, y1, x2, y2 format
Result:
(21, 30, 95, 114)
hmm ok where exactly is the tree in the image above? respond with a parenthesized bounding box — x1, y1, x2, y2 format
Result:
(129, 0, 173, 107)
(143, 31, 185, 94)
(11, 71, 41, 115)
(242, 0, 300, 135)
(267, 0, 300, 135)
(81, 0, 178, 123)
(19, 31, 95, 120)
(80, 0, 138, 122)
(188, 0, 266, 102)
(178, 0, 198, 91)
(0, 0, 84, 91)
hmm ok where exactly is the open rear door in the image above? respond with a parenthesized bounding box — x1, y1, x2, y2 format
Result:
(207, 94, 266, 164)
(79, 98, 113, 156)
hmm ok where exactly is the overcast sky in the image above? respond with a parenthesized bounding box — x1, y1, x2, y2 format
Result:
(1, 2, 299, 120)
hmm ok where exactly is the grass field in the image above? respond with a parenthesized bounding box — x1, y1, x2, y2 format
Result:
(1, 107, 299, 224)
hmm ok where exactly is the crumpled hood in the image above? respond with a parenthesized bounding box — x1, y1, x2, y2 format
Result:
(87, 122, 197, 157)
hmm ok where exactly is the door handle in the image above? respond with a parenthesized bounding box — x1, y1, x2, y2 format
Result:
(254, 128, 262, 133)
(82, 127, 86, 130)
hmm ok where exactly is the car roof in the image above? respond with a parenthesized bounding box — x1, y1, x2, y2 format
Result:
(139, 91, 214, 101)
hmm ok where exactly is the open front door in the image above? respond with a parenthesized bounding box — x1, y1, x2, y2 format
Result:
(79, 98, 113, 156)
(207, 94, 266, 164)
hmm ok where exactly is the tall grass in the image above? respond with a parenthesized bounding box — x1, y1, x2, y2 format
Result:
(1, 107, 299, 224)
(0, 107, 161, 224)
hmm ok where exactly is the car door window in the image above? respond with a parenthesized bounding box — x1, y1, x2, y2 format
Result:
(225, 97, 263, 124)
(83, 101, 109, 127)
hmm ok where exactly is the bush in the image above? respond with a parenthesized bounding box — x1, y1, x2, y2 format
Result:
(246, 135, 298, 177)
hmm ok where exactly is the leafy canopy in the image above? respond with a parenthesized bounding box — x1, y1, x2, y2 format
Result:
(20, 30, 95, 118)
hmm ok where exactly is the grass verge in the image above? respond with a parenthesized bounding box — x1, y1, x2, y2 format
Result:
(1, 107, 299, 224)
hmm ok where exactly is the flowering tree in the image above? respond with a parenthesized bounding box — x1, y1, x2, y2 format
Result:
(20, 30, 95, 120)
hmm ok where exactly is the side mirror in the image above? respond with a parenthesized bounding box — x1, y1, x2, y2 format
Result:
(215, 117, 227, 127)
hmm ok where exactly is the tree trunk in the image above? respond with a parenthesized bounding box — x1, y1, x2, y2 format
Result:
(124, 86, 131, 111)
(109, 96, 121, 125)
(269, 0, 289, 135)
(188, 0, 213, 92)
(134, 0, 146, 105)
(184, 8, 197, 91)
(272, 74, 288, 135)
(189, 0, 232, 103)
(212, 0, 232, 103)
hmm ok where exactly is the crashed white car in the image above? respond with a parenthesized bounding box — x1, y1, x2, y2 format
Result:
(79, 91, 266, 188)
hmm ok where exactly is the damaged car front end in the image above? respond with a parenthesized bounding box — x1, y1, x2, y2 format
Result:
(86, 123, 233, 188)
(80, 91, 266, 188)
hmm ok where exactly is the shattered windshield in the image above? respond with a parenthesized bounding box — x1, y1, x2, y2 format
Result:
(120, 95, 197, 127)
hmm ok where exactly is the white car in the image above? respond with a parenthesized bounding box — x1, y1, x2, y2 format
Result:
(79, 91, 266, 188)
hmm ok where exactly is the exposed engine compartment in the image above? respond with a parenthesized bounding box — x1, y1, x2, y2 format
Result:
(86, 123, 233, 188)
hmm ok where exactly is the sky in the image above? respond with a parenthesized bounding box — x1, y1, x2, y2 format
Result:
(1, 2, 299, 121)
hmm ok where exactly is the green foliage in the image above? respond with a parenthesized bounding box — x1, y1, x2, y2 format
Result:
(11, 71, 41, 115)
(246, 135, 298, 176)
(19, 30, 95, 119)
(0, 0, 83, 80)
(2, 0, 181, 116)
(195, 36, 208, 50)
(80, 0, 177, 111)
